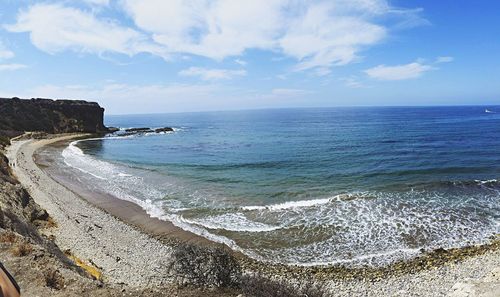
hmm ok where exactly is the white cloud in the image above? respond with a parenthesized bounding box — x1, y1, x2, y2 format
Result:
(122, 0, 285, 60)
(0, 41, 15, 59)
(341, 77, 365, 88)
(125, 0, 389, 73)
(121, 0, 419, 72)
(364, 61, 434, 81)
(5, 1, 425, 74)
(4, 3, 165, 58)
(436, 56, 454, 63)
(0, 63, 28, 71)
(0, 49, 14, 60)
(82, 0, 110, 6)
(271, 88, 311, 96)
(234, 59, 247, 66)
(280, 1, 386, 73)
(179, 67, 246, 80)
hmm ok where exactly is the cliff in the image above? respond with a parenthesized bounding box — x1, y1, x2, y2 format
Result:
(0, 97, 112, 295)
(0, 97, 108, 136)
(0, 97, 108, 234)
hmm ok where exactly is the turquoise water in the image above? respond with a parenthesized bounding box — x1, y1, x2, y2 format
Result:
(63, 107, 500, 266)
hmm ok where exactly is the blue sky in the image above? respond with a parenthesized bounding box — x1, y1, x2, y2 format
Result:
(0, 0, 499, 114)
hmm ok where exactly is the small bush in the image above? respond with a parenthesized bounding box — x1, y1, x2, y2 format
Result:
(45, 269, 64, 290)
(168, 244, 241, 288)
(0, 231, 18, 243)
(241, 274, 328, 297)
(11, 241, 33, 257)
(0, 135, 10, 148)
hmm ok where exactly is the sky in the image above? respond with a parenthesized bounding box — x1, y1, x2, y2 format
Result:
(0, 0, 499, 114)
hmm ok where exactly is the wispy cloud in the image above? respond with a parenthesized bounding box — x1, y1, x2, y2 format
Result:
(435, 56, 454, 63)
(82, 0, 110, 6)
(179, 67, 247, 80)
(0, 63, 28, 71)
(271, 88, 311, 97)
(234, 59, 247, 66)
(0, 41, 15, 59)
(340, 77, 366, 88)
(5, 1, 426, 75)
(364, 61, 434, 81)
(4, 3, 166, 58)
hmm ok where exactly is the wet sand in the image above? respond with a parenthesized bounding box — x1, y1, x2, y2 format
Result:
(7, 134, 187, 287)
(35, 139, 215, 247)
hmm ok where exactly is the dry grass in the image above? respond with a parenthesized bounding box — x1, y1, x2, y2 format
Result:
(45, 269, 64, 290)
(64, 250, 102, 280)
(46, 216, 58, 228)
(10, 241, 33, 256)
(0, 231, 18, 244)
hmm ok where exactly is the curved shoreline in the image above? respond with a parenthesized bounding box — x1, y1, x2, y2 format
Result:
(7, 134, 182, 287)
(36, 136, 218, 247)
(7, 133, 500, 295)
(42, 135, 500, 269)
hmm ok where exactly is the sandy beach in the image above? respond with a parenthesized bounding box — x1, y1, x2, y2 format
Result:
(6, 133, 500, 296)
(7, 134, 179, 287)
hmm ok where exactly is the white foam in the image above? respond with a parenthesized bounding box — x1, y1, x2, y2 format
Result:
(118, 173, 133, 177)
(60, 138, 500, 267)
(242, 197, 332, 211)
(62, 141, 107, 180)
(475, 179, 498, 184)
(183, 213, 282, 232)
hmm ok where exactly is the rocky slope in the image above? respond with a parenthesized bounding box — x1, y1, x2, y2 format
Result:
(0, 97, 113, 295)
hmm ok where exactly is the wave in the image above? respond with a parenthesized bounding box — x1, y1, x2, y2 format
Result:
(62, 140, 167, 219)
(241, 193, 372, 211)
(242, 197, 332, 211)
(60, 138, 500, 267)
(181, 213, 282, 232)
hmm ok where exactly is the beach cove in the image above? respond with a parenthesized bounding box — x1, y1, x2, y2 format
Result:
(4, 132, 500, 296)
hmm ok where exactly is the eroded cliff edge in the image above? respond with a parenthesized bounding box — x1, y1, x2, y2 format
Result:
(0, 97, 117, 295)
(0, 97, 108, 138)
(0, 97, 108, 236)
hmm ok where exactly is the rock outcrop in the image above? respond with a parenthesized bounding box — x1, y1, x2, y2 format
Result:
(0, 97, 112, 294)
(0, 97, 108, 136)
(0, 97, 108, 234)
(155, 127, 174, 133)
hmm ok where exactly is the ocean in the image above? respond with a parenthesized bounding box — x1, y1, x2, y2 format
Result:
(56, 106, 500, 266)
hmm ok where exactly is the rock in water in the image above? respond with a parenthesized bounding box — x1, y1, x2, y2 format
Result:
(155, 127, 174, 133)
(124, 127, 154, 133)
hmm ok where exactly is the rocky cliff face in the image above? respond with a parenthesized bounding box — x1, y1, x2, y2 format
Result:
(0, 98, 111, 296)
(0, 97, 108, 135)
(0, 97, 108, 232)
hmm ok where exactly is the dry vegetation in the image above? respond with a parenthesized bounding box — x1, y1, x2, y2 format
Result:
(44, 269, 65, 290)
(240, 274, 328, 297)
(10, 240, 33, 257)
(0, 230, 18, 243)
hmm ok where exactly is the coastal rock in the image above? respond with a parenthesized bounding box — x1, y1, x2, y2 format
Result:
(106, 127, 120, 133)
(125, 127, 153, 133)
(155, 127, 174, 133)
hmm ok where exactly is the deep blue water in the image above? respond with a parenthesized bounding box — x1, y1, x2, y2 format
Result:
(63, 107, 500, 266)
